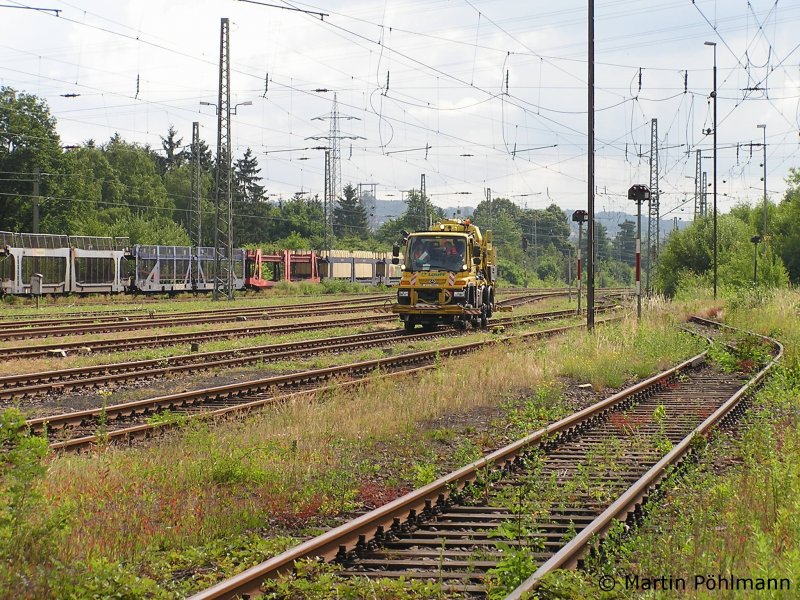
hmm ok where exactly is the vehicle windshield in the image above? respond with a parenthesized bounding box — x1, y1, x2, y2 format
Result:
(407, 236, 466, 272)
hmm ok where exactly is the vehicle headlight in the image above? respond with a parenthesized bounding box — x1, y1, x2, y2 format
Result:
(398, 289, 410, 297)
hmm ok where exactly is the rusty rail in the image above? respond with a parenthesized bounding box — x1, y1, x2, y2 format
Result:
(505, 317, 783, 598)
(187, 317, 779, 600)
(2, 307, 598, 399)
(37, 318, 618, 450)
(188, 339, 704, 599)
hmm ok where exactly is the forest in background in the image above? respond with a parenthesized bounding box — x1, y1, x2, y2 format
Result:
(3, 86, 798, 292)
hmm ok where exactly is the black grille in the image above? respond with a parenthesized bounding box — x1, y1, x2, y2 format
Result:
(416, 289, 440, 303)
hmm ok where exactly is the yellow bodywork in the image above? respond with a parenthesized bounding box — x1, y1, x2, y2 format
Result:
(391, 219, 496, 327)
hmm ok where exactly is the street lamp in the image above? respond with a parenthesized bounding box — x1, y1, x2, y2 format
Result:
(628, 184, 651, 320)
(200, 100, 252, 115)
(705, 40, 718, 299)
(572, 210, 588, 315)
(757, 124, 767, 237)
(751, 235, 761, 285)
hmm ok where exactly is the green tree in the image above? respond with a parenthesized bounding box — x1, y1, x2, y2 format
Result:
(232, 147, 269, 245)
(520, 204, 571, 255)
(0, 87, 67, 232)
(377, 189, 443, 244)
(612, 220, 637, 267)
(267, 193, 324, 246)
(333, 183, 368, 237)
(773, 168, 800, 282)
(103, 134, 173, 217)
(61, 145, 127, 234)
(472, 197, 523, 229)
(158, 125, 185, 174)
(656, 214, 788, 297)
(109, 214, 190, 245)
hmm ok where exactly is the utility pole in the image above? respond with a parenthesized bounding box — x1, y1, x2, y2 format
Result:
(212, 17, 233, 301)
(701, 171, 708, 216)
(420, 173, 427, 229)
(705, 40, 718, 300)
(323, 150, 331, 250)
(328, 94, 340, 242)
(485, 187, 492, 230)
(358, 183, 378, 231)
(757, 123, 767, 237)
(32, 166, 40, 234)
(310, 93, 364, 244)
(694, 150, 702, 218)
(190, 121, 202, 288)
(587, 0, 596, 330)
(647, 118, 659, 295)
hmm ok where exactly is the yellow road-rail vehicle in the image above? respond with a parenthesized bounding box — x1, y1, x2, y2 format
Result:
(391, 219, 497, 331)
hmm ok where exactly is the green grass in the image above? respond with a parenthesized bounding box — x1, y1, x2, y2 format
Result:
(0, 301, 709, 598)
(538, 288, 800, 599)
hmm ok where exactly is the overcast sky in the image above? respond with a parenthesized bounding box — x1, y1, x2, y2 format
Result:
(2, 0, 799, 227)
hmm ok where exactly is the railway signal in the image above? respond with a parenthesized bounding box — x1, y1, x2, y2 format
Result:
(628, 184, 651, 320)
(571, 210, 588, 315)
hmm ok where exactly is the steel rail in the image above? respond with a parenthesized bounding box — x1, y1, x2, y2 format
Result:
(0, 288, 575, 328)
(0, 292, 402, 320)
(0, 294, 392, 329)
(1, 307, 595, 399)
(37, 319, 617, 449)
(0, 315, 396, 360)
(0, 290, 579, 360)
(187, 336, 707, 600)
(0, 288, 620, 340)
(0, 302, 393, 341)
(505, 317, 783, 598)
(49, 366, 436, 452)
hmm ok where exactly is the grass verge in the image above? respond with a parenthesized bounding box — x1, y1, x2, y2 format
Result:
(0, 308, 702, 597)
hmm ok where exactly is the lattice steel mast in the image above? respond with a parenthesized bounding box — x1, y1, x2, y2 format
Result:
(190, 121, 202, 288)
(213, 17, 233, 300)
(646, 118, 659, 294)
(309, 93, 363, 248)
(694, 149, 702, 218)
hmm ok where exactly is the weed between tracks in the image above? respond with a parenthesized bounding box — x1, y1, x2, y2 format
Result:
(538, 288, 800, 599)
(0, 307, 704, 598)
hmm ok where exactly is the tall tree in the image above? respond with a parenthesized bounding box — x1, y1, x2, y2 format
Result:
(472, 197, 523, 230)
(102, 134, 173, 217)
(612, 220, 637, 267)
(232, 147, 268, 245)
(519, 204, 571, 255)
(233, 148, 266, 204)
(158, 125, 184, 174)
(333, 183, 368, 237)
(0, 87, 66, 232)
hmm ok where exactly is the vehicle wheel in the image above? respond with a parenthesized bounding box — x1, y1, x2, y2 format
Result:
(422, 322, 436, 332)
(467, 285, 476, 308)
(486, 287, 494, 317)
(404, 321, 416, 332)
(454, 319, 467, 330)
(480, 306, 488, 328)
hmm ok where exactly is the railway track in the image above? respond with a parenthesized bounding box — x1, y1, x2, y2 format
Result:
(32, 317, 620, 452)
(0, 300, 393, 341)
(0, 294, 392, 328)
(187, 317, 781, 600)
(0, 288, 622, 340)
(0, 290, 585, 360)
(3, 308, 604, 401)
